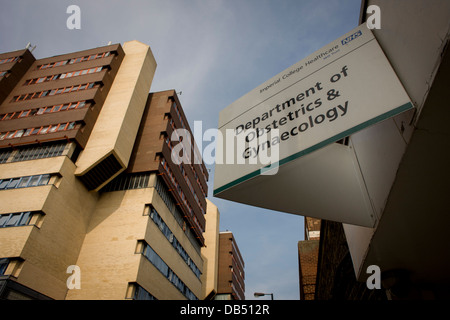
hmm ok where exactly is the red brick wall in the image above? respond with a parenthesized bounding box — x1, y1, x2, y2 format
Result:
(217, 232, 245, 300)
(298, 240, 319, 300)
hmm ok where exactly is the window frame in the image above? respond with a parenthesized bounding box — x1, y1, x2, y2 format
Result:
(0, 212, 33, 228)
(0, 258, 9, 275)
(0, 174, 51, 190)
(12, 82, 100, 102)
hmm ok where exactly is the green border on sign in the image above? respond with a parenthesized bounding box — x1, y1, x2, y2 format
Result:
(213, 102, 414, 196)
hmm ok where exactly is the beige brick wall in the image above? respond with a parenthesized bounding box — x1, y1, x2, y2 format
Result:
(75, 41, 157, 191)
(66, 182, 204, 300)
(0, 156, 98, 299)
(143, 186, 203, 299)
(201, 199, 220, 299)
(65, 188, 151, 299)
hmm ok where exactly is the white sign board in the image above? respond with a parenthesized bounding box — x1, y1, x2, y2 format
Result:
(213, 24, 413, 226)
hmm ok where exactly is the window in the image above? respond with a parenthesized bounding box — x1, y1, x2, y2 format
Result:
(169, 117, 208, 197)
(52, 105, 61, 112)
(54, 67, 103, 82)
(0, 150, 12, 164)
(19, 110, 30, 118)
(139, 242, 198, 300)
(4, 100, 90, 118)
(27, 175, 41, 187)
(0, 174, 52, 190)
(12, 143, 66, 162)
(69, 57, 82, 64)
(12, 83, 101, 102)
(39, 126, 50, 134)
(39, 60, 67, 70)
(101, 173, 150, 192)
(37, 52, 112, 70)
(6, 131, 16, 139)
(0, 179, 10, 189)
(143, 245, 169, 276)
(15, 130, 24, 138)
(2, 113, 14, 120)
(146, 205, 201, 279)
(0, 212, 31, 228)
(17, 176, 31, 188)
(6, 178, 21, 189)
(132, 284, 157, 300)
(0, 122, 78, 141)
(0, 56, 19, 64)
(0, 258, 9, 275)
(38, 174, 50, 185)
(154, 177, 202, 253)
(160, 157, 204, 233)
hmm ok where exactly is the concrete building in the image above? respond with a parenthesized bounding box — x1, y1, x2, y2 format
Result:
(215, 231, 245, 300)
(0, 41, 213, 300)
(314, 0, 450, 299)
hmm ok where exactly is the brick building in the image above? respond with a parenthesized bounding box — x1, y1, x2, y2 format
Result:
(298, 217, 320, 300)
(311, 0, 450, 300)
(215, 231, 245, 300)
(315, 220, 386, 300)
(0, 41, 215, 300)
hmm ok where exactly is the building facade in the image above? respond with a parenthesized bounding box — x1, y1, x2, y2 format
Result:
(0, 41, 212, 300)
(215, 231, 245, 300)
(313, 0, 450, 300)
(298, 217, 320, 300)
(201, 200, 221, 300)
(315, 220, 386, 300)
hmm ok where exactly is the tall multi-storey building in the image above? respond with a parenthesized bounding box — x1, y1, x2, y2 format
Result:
(201, 199, 221, 300)
(0, 41, 212, 300)
(215, 231, 245, 300)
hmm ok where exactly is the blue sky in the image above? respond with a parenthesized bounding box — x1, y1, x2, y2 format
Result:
(0, 0, 362, 300)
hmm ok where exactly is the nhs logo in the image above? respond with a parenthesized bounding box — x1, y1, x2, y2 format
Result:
(341, 30, 362, 45)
